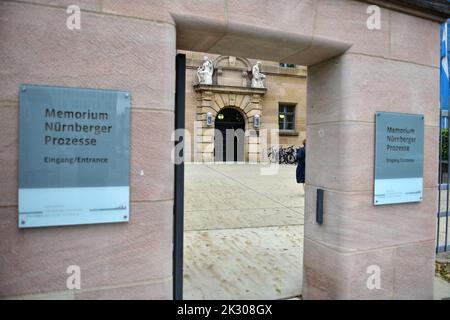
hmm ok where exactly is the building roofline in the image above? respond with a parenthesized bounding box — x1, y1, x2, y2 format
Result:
(362, 0, 450, 21)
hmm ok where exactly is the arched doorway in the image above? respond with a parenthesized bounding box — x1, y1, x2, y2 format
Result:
(214, 108, 245, 162)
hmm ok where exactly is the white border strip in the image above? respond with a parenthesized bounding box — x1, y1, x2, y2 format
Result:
(374, 177, 423, 205)
(18, 186, 129, 228)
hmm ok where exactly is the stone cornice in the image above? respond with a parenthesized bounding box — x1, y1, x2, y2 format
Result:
(193, 84, 267, 96)
(186, 62, 307, 78)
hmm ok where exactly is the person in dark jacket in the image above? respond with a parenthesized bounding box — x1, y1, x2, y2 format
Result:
(296, 139, 306, 194)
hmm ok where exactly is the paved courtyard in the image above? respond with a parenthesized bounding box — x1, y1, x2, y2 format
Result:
(183, 163, 304, 300)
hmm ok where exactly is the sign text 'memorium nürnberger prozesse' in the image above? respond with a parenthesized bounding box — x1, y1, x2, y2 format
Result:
(44, 108, 112, 145)
(386, 126, 416, 151)
(374, 112, 424, 205)
(19, 84, 131, 228)
(43, 108, 113, 165)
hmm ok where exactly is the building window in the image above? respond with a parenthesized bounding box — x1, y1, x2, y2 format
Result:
(279, 104, 296, 131)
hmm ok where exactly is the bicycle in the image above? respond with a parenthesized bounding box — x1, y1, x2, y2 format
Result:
(267, 145, 299, 164)
(284, 145, 297, 164)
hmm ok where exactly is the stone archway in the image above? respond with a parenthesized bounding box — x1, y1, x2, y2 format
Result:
(194, 84, 266, 162)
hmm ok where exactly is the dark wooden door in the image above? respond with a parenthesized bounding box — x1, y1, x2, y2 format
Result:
(214, 108, 245, 162)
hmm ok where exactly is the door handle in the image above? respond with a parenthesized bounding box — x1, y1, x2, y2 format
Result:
(316, 188, 324, 225)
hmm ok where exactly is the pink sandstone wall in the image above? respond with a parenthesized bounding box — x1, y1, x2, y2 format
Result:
(303, 3, 440, 299)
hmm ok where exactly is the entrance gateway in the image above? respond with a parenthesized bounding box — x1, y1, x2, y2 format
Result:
(193, 82, 266, 163)
(0, 0, 447, 301)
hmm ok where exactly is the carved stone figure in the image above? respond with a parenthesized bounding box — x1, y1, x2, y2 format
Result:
(251, 61, 266, 88)
(197, 56, 213, 85)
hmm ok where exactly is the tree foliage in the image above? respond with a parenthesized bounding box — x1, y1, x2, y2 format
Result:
(442, 128, 448, 162)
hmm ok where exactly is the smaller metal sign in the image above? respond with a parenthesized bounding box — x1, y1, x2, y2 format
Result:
(374, 112, 424, 205)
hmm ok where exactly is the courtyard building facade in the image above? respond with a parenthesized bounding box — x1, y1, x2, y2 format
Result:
(182, 51, 307, 162)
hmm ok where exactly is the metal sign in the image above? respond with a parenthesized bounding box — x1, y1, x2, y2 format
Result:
(19, 84, 131, 228)
(374, 112, 424, 205)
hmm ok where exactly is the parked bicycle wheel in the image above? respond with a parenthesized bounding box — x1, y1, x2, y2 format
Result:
(279, 148, 286, 164)
(268, 150, 278, 163)
(286, 153, 296, 164)
(284, 146, 296, 164)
